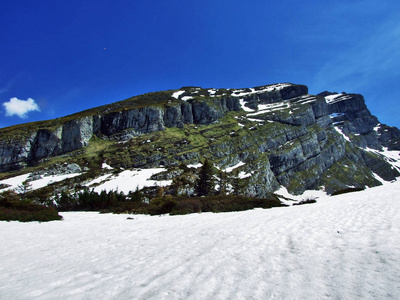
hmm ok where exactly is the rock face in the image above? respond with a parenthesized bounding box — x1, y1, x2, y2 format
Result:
(0, 133, 37, 171)
(0, 82, 399, 196)
(0, 96, 243, 172)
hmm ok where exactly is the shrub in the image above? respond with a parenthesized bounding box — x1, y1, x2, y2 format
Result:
(0, 190, 62, 222)
(148, 196, 178, 215)
(47, 188, 285, 216)
(55, 191, 79, 211)
(170, 198, 202, 215)
(200, 195, 283, 213)
(293, 197, 317, 206)
(55, 189, 127, 211)
(128, 187, 144, 202)
(29, 186, 54, 206)
(101, 201, 148, 214)
(164, 194, 284, 215)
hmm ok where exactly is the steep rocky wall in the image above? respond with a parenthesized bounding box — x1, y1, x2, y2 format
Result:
(62, 116, 101, 152)
(0, 133, 36, 171)
(220, 90, 399, 195)
(33, 128, 63, 159)
(0, 95, 242, 171)
(241, 84, 308, 109)
(326, 93, 384, 149)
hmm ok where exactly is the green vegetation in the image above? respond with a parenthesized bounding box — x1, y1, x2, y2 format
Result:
(0, 154, 283, 218)
(170, 195, 284, 215)
(86, 111, 247, 169)
(130, 194, 284, 215)
(320, 156, 380, 195)
(195, 158, 215, 196)
(51, 187, 284, 216)
(293, 197, 317, 205)
(331, 187, 365, 196)
(0, 190, 62, 222)
(56, 189, 132, 212)
(286, 164, 322, 195)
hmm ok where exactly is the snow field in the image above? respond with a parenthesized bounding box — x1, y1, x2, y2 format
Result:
(86, 168, 172, 194)
(0, 167, 172, 195)
(0, 173, 82, 192)
(1, 181, 400, 299)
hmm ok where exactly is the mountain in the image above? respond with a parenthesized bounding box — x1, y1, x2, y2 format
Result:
(0, 82, 399, 197)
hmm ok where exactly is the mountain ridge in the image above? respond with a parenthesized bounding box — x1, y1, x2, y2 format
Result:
(0, 82, 399, 197)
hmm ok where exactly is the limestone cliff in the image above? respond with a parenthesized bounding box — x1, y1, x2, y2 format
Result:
(0, 83, 399, 195)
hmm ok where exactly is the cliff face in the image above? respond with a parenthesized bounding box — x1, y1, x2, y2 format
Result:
(0, 83, 399, 195)
(0, 84, 303, 172)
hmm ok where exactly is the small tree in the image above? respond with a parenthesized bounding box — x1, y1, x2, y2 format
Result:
(55, 190, 77, 211)
(156, 185, 165, 198)
(218, 170, 228, 195)
(129, 186, 143, 202)
(30, 186, 54, 206)
(231, 170, 241, 196)
(16, 180, 32, 197)
(0, 189, 19, 203)
(196, 158, 215, 196)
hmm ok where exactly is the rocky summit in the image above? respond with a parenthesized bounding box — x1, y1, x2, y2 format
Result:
(1, 82, 400, 196)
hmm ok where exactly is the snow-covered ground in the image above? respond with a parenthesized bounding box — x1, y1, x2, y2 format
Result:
(0, 167, 172, 195)
(0, 173, 82, 192)
(1, 181, 400, 299)
(86, 168, 172, 194)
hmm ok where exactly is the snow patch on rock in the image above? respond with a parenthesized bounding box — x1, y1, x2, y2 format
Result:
(87, 168, 172, 194)
(172, 90, 185, 99)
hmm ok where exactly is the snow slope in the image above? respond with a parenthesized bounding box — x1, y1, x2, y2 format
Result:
(0, 173, 81, 192)
(1, 182, 400, 299)
(85, 168, 172, 194)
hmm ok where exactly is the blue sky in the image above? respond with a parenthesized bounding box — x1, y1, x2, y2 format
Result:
(1, 0, 400, 129)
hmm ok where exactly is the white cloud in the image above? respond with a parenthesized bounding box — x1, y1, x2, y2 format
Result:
(3, 97, 40, 119)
